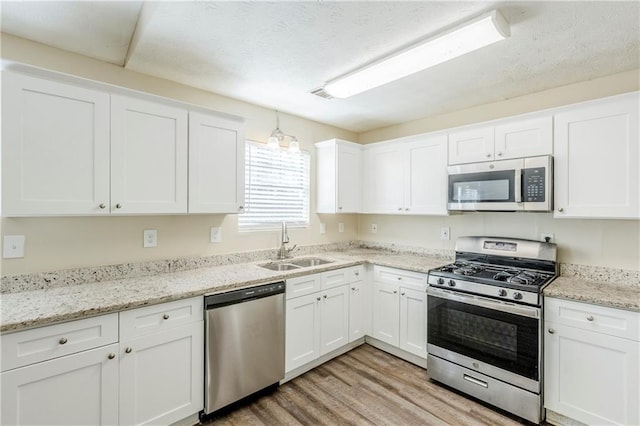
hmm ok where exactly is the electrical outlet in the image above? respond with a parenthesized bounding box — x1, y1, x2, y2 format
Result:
(440, 227, 450, 240)
(541, 233, 554, 243)
(3, 235, 25, 259)
(338, 223, 344, 233)
(210, 227, 222, 243)
(319, 223, 326, 235)
(371, 224, 378, 234)
(143, 230, 157, 248)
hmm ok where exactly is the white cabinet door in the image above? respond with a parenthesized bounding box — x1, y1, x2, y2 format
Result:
(349, 280, 371, 342)
(372, 281, 400, 346)
(554, 92, 639, 219)
(319, 285, 350, 355)
(111, 95, 188, 214)
(119, 321, 204, 426)
(2, 72, 110, 216)
(188, 112, 245, 214)
(405, 135, 448, 215)
(399, 287, 427, 358)
(1, 344, 119, 426)
(448, 126, 494, 165)
(545, 322, 640, 425)
(363, 144, 405, 213)
(285, 292, 321, 372)
(336, 142, 362, 213)
(494, 116, 552, 160)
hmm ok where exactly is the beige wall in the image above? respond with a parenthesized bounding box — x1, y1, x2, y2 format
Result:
(1, 34, 358, 275)
(2, 34, 639, 275)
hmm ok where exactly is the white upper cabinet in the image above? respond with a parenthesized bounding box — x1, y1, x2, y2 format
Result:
(363, 133, 447, 215)
(448, 116, 552, 165)
(2, 72, 111, 216)
(554, 92, 639, 219)
(315, 139, 362, 213)
(111, 95, 188, 214)
(188, 112, 245, 213)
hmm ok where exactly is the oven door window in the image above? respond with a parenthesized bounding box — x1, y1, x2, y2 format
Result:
(449, 170, 515, 203)
(428, 294, 539, 380)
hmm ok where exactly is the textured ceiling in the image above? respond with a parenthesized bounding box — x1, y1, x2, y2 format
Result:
(2, 1, 639, 133)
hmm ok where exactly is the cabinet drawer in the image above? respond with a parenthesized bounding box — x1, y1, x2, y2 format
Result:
(1, 314, 118, 372)
(322, 268, 350, 290)
(545, 297, 639, 341)
(286, 273, 322, 299)
(373, 265, 427, 292)
(351, 265, 365, 282)
(119, 297, 203, 340)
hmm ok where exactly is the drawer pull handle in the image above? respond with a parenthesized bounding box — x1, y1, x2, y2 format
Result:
(108, 353, 116, 360)
(125, 347, 132, 354)
(99, 203, 106, 209)
(115, 203, 122, 209)
(548, 328, 555, 334)
(59, 337, 68, 345)
(587, 315, 594, 321)
(163, 314, 170, 320)
(463, 374, 488, 388)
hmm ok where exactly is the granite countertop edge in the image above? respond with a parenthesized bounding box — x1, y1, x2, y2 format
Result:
(2, 250, 639, 333)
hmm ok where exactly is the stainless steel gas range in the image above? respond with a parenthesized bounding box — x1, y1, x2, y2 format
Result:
(427, 236, 557, 424)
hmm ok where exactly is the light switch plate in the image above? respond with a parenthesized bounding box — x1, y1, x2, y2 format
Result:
(319, 223, 326, 235)
(210, 227, 222, 243)
(338, 223, 344, 233)
(440, 227, 450, 240)
(3, 235, 25, 258)
(143, 230, 157, 248)
(371, 224, 378, 234)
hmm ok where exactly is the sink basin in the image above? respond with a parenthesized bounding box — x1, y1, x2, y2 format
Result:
(290, 258, 333, 267)
(259, 262, 301, 271)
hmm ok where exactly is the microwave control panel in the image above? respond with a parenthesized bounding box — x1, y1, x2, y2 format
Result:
(523, 167, 546, 202)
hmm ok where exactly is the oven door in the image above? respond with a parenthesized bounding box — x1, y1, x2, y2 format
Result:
(447, 158, 523, 211)
(427, 287, 540, 387)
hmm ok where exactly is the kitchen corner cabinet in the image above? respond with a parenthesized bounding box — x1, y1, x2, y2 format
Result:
(2, 72, 111, 216)
(544, 297, 640, 425)
(371, 266, 428, 358)
(315, 139, 362, 213)
(553, 92, 640, 219)
(189, 112, 246, 213)
(110, 95, 188, 214)
(363, 133, 448, 215)
(448, 115, 552, 165)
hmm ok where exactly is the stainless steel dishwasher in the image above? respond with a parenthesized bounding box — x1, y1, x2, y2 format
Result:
(203, 281, 285, 415)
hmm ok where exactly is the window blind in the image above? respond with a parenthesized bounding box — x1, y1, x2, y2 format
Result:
(239, 141, 310, 230)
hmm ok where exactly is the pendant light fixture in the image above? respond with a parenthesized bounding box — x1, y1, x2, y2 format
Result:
(322, 9, 510, 98)
(267, 110, 300, 152)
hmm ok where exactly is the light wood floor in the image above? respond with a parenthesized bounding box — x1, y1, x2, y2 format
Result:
(203, 344, 540, 425)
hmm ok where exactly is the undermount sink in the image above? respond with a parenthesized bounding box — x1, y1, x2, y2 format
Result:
(258, 257, 333, 271)
(290, 258, 333, 267)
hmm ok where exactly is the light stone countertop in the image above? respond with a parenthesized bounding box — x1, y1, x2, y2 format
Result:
(543, 276, 640, 312)
(0, 250, 448, 333)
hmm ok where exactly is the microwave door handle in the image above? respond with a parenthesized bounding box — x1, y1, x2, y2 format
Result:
(515, 168, 523, 203)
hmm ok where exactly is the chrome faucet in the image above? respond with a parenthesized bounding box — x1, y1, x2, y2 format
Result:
(277, 221, 297, 259)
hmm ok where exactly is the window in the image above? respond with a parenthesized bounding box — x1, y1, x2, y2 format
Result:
(239, 141, 310, 230)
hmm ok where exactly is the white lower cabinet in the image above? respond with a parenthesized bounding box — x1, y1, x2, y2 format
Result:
(319, 285, 350, 355)
(544, 297, 640, 425)
(348, 265, 371, 342)
(371, 266, 428, 359)
(285, 291, 322, 371)
(1, 297, 204, 426)
(1, 343, 120, 426)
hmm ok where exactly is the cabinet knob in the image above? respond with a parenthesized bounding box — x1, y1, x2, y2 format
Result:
(323, 294, 327, 299)
(586, 315, 594, 321)
(397, 277, 402, 280)
(99, 203, 106, 209)
(355, 272, 359, 276)
(108, 353, 116, 360)
(486, 154, 492, 158)
(401, 292, 406, 296)
(497, 152, 503, 157)
(393, 290, 398, 294)
(125, 347, 132, 354)
(558, 207, 564, 212)
(398, 207, 402, 211)
(404, 208, 409, 211)
(115, 203, 122, 209)
(163, 314, 170, 320)
(548, 328, 555, 334)
(338, 206, 343, 210)
(352, 287, 357, 291)
(316, 297, 321, 301)
(59, 337, 68, 345)
(238, 206, 244, 211)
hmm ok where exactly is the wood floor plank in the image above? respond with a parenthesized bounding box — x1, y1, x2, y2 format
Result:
(203, 344, 538, 426)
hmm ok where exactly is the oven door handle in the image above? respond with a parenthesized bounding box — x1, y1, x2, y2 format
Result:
(515, 168, 523, 203)
(427, 287, 540, 319)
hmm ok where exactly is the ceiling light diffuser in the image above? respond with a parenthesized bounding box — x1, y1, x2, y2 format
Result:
(323, 9, 510, 99)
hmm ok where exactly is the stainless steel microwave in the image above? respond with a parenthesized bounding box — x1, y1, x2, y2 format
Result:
(447, 155, 552, 212)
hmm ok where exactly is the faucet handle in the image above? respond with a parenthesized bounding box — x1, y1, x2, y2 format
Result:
(287, 245, 298, 255)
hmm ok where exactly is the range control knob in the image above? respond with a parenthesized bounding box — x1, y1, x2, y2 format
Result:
(437, 278, 445, 285)
(498, 289, 507, 297)
(448, 280, 456, 287)
(512, 292, 523, 300)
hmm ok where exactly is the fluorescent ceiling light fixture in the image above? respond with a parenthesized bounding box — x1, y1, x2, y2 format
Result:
(323, 9, 510, 99)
